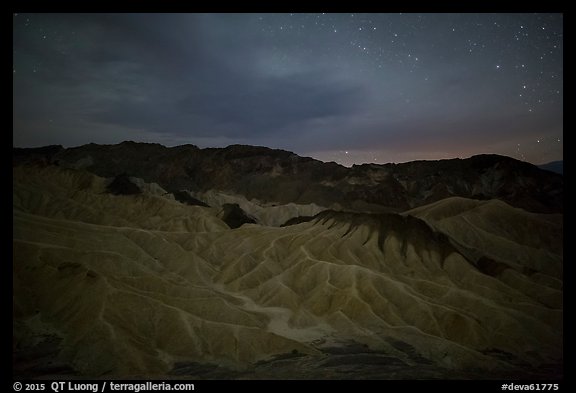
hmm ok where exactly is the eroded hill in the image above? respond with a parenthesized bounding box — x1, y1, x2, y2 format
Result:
(13, 164, 562, 379)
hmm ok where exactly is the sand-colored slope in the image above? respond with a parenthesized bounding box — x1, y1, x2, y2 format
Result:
(404, 197, 562, 309)
(13, 166, 562, 377)
(13, 166, 229, 233)
(405, 197, 562, 256)
(13, 166, 316, 376)
(174, 212, 561, 369)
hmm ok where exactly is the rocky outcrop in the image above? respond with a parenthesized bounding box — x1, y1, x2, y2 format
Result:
(106, 174, 142, 196)
(172, 190, 210, 207)
(219, 203, 257, 229)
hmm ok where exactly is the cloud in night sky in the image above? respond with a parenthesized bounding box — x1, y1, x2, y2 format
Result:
(13, 13, 563, 165)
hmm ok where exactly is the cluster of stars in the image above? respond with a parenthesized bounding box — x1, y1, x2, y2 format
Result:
(251, 13, 561, 164)
(252, 14, 561, 110)
(13, 13, 562, 165)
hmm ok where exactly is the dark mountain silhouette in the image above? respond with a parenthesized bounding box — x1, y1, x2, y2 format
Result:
(13, 141, 563, 214)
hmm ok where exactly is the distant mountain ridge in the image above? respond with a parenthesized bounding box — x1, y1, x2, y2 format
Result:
(538, 160, 563, 175)
(13, 141, 563, 214)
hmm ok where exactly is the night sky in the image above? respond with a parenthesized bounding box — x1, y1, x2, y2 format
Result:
(13, 13, 563, 166)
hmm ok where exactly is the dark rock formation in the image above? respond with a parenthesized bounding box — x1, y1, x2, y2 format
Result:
(172, 190, 209, 207)
(281, 216, 315, 227)
(106, 174, 141, 196)
(220, 203, 257, 229)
